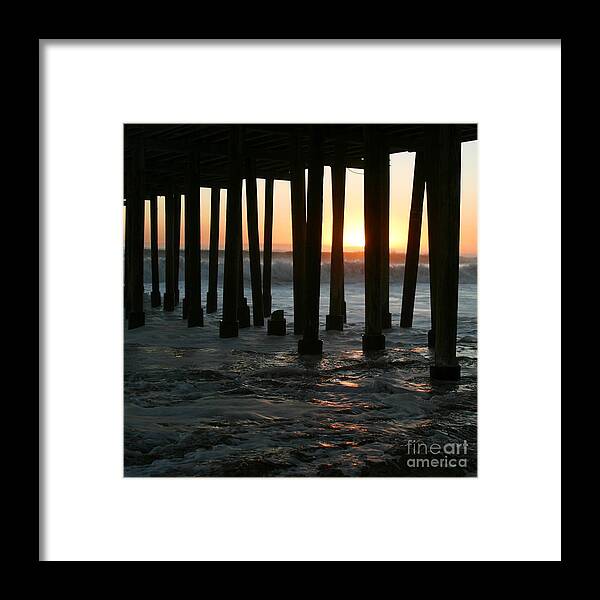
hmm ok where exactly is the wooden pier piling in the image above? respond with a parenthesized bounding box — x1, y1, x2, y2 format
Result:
(245, 158, 264, 326)
(126, 141, 145, 329)
(262, 177, 274, 318)
(290, 131, 307, 335)
(326, 141, 346, 332)
(298, 127, 324, 355)
(426, 125, 461, 380)
(173, 193, 181, 306)
(124, 200, 129, 317)
(123, 124, 476, 373)
(219, 126, 243, 338)
(380, 144, 392, 330)
(362, 126, 385, 351)
(237, 246, 251, 328)
(206, 187, 220, 314)
(400, 151, 426, 328)
(150, 195, 161, 308)
(163, 189, 176, 312)
(182, 194, 190, 319)
(185, 155, 204, 327)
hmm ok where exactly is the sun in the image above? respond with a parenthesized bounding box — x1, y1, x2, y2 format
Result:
(343, 227, 365, 250)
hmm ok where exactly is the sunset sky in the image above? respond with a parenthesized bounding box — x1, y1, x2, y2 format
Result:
(141, 141, 477, 256)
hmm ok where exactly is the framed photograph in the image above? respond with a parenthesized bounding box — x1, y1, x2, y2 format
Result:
(123, 123, 478, 478)
(40, 39, 561, 561)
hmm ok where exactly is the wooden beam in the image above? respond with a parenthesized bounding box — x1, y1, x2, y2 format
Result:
(172, 192, 181, 306)
(146, 138, 296, 164)
(185, 154, 204, 327)
(298, 127, 325, 355)
(290, 131, 307, 335)
(362, 126, 385, 351)
(426, 125, 462, 380)
(124, 196, 129, 315)
(381, 145, 392, 329)
(245, 158, 264, 326)
(206, 187, 220, 314)
(219, 126, 243, 338)
(183, 192, 190, 319)
(237, 245, 250, 328)
(163, 187, 176, 312)
(150, 196, 161, 308)
(400, 151, 426, 328)
(326, 140, 346, 331)
(262, 177, 274, 317)
(427, 181, 437, 349)
(126, 141, 145, 329)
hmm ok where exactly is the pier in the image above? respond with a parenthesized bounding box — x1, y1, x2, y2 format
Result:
(124, 124, 477, 380)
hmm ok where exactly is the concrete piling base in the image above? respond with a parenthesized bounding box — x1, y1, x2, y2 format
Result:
(267, 318, 286, 336)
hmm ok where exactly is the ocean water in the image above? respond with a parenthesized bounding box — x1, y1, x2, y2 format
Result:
(125, 255, 477, 477)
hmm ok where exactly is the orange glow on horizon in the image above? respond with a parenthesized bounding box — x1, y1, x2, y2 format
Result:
(138, 143, 477, 257)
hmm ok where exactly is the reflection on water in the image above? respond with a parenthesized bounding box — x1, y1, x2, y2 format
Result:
(339, 380, 360, 388)
(125, 282, 477, 477)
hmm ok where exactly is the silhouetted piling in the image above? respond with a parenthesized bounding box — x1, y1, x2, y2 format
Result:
(220, 126, 243, 338)
(206, 187, 220, 314)
(122, 124, 475, 370)
(267, 309, 286, 335)
(237, 246, 250, 328)
(298, 127, 324, 355)
(426, 125, 461, 380)
(245, 158, 264, 326)
(290, 131, 307, 335)
(362, 126, 385, 351)
(150, 196, 161, 307)
(173, 193, 181, 306)
(124, 200, 129, 317)
(262, 177, 274, 318)
(163, 190, 176, 312)
(126, 141, 145, 329)
(400, 150, 426, 328)
(186, 154, 204, 327)
(182, 194, 190, 319)
(326, 141, 346, 332)
(427, 188, 437, 348)
(380, 144, 392, 330)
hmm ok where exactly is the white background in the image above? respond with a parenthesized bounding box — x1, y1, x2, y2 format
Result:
(41, 40, 561, 561)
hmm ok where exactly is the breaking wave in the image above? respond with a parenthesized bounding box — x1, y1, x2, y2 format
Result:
(143, 250, 477, 285)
